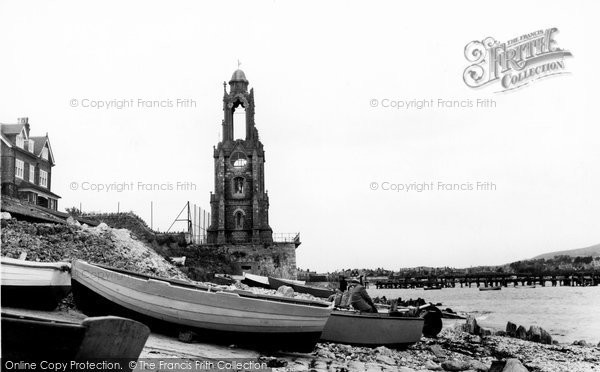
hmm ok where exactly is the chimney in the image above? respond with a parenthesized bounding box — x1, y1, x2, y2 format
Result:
(17, 117, 30, 135)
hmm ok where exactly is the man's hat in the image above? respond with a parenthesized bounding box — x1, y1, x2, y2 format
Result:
(348, 278, 361, 284)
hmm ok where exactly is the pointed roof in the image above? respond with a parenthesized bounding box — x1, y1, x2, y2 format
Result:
(30, 135, 55, 164)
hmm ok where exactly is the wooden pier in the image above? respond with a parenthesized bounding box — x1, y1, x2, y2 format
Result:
(373, 271, 600, 289)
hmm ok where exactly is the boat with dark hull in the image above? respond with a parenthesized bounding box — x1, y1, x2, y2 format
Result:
(1, 257, 71, 310)
(479, 286, 502, 291)
(1, 309, 149, 369)
(268, 277, 336, 299)
(72, 260, 333, 350)
(320, 310, 424, 347)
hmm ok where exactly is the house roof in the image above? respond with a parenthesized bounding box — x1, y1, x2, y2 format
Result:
(0, 123, 26, 136)
(29, 136, 55, 164)
(0, 132, 12, 147)
(1, 121, 55, 164)
(0, 196, 66, 224)
(30, 136, 47, 154)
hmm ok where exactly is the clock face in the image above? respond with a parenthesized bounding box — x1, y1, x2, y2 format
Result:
(228, 102, 234, 108)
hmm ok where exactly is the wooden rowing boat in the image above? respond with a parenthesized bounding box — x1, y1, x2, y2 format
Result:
(1, 308, 149, 369)
(479, 286, 502, 291)
(71, 260, 333, 350)
(241, 272, 271, 289)
(1, 257, 71, 310)
(268, 277, 335, 299)
(320, 310, 424, 346)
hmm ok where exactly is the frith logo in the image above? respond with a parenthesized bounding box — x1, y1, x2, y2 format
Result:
(463, 28, 572, 92)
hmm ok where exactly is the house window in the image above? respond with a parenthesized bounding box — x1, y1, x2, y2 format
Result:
(15, 159, 24, 179)
(29, 164, 35, 183)
(41, 147, 48, 160)
(16, 135, 24, 149)
(40, 170, 48, 188)
(27, 140, 34, 153)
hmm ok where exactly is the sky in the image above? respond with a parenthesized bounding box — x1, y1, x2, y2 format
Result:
(1, 1, 599, 272)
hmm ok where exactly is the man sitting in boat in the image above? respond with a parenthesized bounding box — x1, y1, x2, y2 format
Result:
(349, 279, 378, 313)
(339, 286, 352, 308)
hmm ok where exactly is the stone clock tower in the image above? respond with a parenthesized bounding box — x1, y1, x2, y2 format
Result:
(207, 69, 273, 244)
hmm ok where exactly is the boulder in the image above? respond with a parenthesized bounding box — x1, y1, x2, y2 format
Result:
(470, 335, 482, 344)
(539, 327, 552, 344)
(441, 360, 469, 371)
(467, 360, 489, 371)
(526, 325, 552, 344)
(430, 344, 446, 358)
(397, 368, 416, 372)
(495, 330, 507, 337)
(506, 321, 517, 337)
(527, 326, 542, 342)
(276, 285, 294, 297)
(375, 354, 396, 366)
(1, 212, 12, 220)
(465, 315, 480, 335)
(66, 216, 81, 226)
(424, 360, 443, 371)
(375, 345, 393, 356)
(515, 326, 527, 340)
(572, 340, 588, 347)
(479, 328, 492, 337)
(488, 358, 529, 372)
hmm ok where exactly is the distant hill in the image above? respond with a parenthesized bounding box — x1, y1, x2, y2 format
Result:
(533, 243, 600, 260)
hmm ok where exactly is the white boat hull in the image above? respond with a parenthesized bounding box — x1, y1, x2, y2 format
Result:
(72, 261, 332, 336)
(1, 257, 71, 309)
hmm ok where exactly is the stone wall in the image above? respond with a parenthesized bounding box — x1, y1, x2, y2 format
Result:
(199, 242, 297, 279)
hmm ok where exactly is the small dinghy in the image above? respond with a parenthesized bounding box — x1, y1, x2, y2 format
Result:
(241, 272, 272, 289)
(1, 308, 149, 369)
(320, 310, 424, 347)
(479, 286, 502, 291)
(1, 257, 71, 310)
(269, 277, 335, 299)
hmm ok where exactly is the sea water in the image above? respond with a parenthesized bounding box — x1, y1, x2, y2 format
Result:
(370, 285, 600, 344)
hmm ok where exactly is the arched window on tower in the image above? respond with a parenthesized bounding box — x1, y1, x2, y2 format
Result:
(231, 152, 247, 168)
(233, 177, 244, 195)
(233, 104, 246, 140)
(234, 211, 244, 229)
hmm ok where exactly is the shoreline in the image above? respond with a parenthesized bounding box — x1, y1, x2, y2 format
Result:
(4, 305, 599, 372)
(139, 326, 600, 372)
(370, 286, 600, 345)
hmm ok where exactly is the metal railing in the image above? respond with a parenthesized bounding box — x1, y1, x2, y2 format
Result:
(272, 232, 300, 243)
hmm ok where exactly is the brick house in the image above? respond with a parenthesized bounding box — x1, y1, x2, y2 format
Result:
(0, 117, 60, 210)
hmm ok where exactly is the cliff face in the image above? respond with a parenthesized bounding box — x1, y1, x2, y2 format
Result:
(0, 216, 185, 279)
